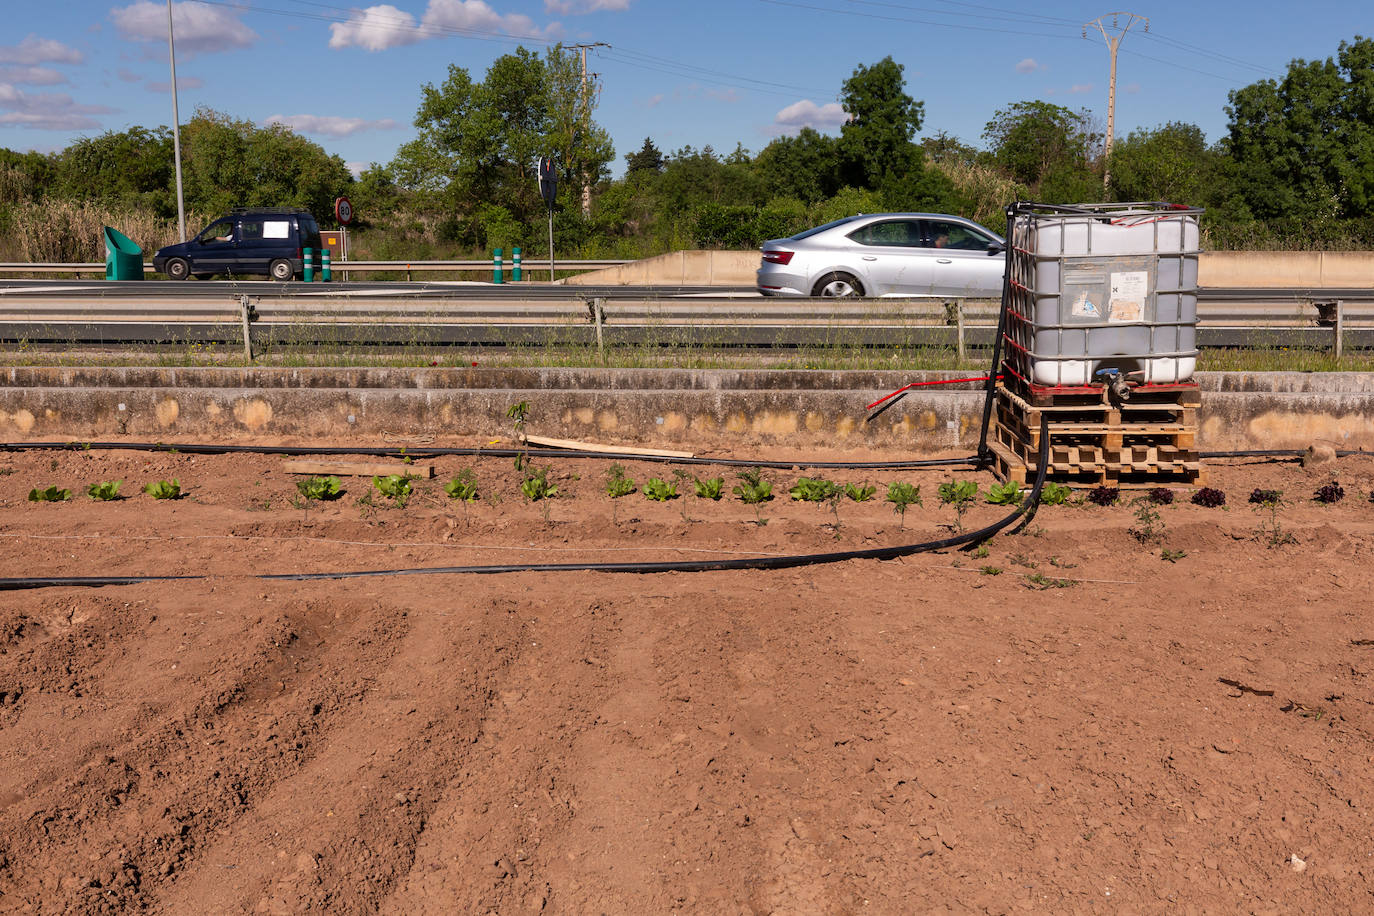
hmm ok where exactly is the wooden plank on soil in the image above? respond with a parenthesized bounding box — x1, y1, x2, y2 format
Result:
(282, 460, 435, 478)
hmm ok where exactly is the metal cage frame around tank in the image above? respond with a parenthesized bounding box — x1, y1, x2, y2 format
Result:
(999, 200, 1204, 393)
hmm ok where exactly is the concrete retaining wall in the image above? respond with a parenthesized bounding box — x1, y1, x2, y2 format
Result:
(562, 250, 1372, 289)
(2, 368, 1372, 453)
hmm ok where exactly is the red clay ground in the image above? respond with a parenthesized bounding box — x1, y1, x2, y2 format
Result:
(1, 442, 1373, 914)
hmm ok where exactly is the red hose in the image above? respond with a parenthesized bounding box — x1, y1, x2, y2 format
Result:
(866, 375, 1002, 411)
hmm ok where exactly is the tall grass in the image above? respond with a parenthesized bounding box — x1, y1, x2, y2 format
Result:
(3, 199, 206, 262)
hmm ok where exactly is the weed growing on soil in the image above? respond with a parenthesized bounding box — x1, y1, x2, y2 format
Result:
(27, 485, 71, 502)
(1024, 572, 1077, 589)
(980, 566, 1002, 576)
(372, 474, 413, 508)
(1249, 489, 1295, 548)
(733, 470, 773, 525)
(844, 482, 876, 502)
(972, 543, 990, 559)
(1087, 486, 1119, 507)
(605, 464, 636, 498)
(790, 477, 838, 502)
(986, 480, 1023, 505)
(1039, 482, 1072, 505)
(1191, 487, 1226, 508)
(143, 479, 181, 500)
(694, 476, 724, 500)
(1048, 555, 1076, 569)
(1010, 553, 1037, 569)
(87, 480, 122, 501)
(643, 478, 678, 501)
(1161, 547, 1187, 562)
(1314, 481, 1345, 504)
(886, 481, 922, 529)
(506, 400, 530, 470)
(444, 469, 479, 502)
(1129, 498, 1166, 545)
(937, 480, 977, 531)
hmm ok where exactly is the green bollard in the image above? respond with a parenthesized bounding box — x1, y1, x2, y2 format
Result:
(493, 248, 503, 284)
(321, 248, 331, 282)
(303, 247, 314, 283)
(512, 246, 522, 282)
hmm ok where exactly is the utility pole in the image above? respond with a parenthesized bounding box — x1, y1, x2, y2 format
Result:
(1085, 12, 1147, 192)
(568, 42, 607, 218)
(166, 0, 187, 241)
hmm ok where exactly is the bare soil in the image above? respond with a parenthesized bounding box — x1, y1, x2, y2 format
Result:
(2, 443, 1373, 914)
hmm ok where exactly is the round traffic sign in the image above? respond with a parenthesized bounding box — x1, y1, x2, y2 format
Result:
(334, 196, 354, 226)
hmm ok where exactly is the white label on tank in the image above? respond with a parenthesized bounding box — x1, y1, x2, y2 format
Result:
(263, 221, 290, 239)
(1109, 271, 1148, 323)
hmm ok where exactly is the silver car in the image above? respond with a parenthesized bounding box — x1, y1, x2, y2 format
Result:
(757, 212, 1006, 298)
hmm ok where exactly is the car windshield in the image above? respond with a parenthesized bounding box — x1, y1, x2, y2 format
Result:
(791, 215, 865, 241)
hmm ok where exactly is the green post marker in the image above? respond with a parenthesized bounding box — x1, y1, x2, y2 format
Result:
(512, 247, 522, 282)
(321, 248, 331, 282)
(493, 248, 503, 284)
(303, 247, 314, 283)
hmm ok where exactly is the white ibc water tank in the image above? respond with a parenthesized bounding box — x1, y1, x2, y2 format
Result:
(1015, 209, 1200, 386)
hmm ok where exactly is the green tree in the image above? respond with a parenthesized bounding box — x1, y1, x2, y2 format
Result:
(1224, 36, 1374, 220)
(1108, 122, 1217, 205)
(838, 56, 924, 190)
(983, 100, 1100, 195)
(624, 136, 666, 175)
(51, 127, 175, 216)
(752, 127, 841, 204)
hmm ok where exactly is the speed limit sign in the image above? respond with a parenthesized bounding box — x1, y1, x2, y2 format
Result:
(334, 196, 354, 226)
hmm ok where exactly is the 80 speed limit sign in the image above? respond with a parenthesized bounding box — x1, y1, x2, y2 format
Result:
(334, 196, 354, 226)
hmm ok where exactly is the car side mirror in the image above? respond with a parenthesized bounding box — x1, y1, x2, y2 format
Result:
(987, 243, 1004, 255)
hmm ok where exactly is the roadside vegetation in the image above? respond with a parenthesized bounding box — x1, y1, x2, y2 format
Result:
(3, 37, 1372, 266)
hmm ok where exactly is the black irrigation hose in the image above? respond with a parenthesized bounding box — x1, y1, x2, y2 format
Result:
(0, 420, 1051, 592)
(0, 440, 978, 471)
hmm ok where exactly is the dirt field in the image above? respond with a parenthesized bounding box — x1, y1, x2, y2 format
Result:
(1, 442, 1373, 914)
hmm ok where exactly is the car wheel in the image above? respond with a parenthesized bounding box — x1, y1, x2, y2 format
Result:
(269, 259, 293, 281)
(165, 258, 191, 281)
(812, 272, 864, 297)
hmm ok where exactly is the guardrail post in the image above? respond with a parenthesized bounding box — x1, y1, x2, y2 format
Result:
(585, 296, 606, 359)
(944, 299, 965, 360)
(1315, 298, 1344, 359)
(239, 295, 256, 363)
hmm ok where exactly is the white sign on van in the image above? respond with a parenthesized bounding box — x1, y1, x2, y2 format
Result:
(263, 221, 290, 239)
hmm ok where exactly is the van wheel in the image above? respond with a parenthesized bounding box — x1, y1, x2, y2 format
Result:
(812, 271, 864, 297)
(165, 258, 190, 281)
(269, 259, 293, 281)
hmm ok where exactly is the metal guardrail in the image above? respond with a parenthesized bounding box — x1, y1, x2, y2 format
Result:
(0, 259, 628, 276)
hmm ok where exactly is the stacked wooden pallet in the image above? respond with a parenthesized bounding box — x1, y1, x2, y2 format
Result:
(987, 382, 1205, 488)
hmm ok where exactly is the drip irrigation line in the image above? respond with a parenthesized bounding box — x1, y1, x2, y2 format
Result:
(0, 440, 979, 470)
(0, 423, 1050, 592)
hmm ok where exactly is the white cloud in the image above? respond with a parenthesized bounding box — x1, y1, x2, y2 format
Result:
(111, 1, 258, 58)
(0, 83, 115, 130)
(1069, 83, 1094, 94)
(345, 160, 368, 178)
(773, 99, 847, 131)
(0, 36, 83, 66)
(328, 5, 422, 52)
(262, 113, 401, 137)
(1015, 58, 1043, 74)
(545, 0, 630, 12)
(146, 76, 204, 92)
(421, 0, 557, 41)
(0, 66, 66, 86)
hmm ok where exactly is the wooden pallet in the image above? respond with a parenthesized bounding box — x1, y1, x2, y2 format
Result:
(1004, 373, 1202, 409)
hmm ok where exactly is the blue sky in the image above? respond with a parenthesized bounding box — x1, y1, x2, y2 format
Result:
(0, 1, 1363, 178)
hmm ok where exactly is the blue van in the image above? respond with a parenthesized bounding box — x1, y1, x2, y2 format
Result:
(153, 208, 323, 281)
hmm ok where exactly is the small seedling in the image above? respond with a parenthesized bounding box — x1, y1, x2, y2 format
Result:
(1191, 487, 1226, 508)
(694, 476, 725, 500)
(443, 469, 479, 502)
(1250, 490, 1295, 548)
(1129, 497, 1165, 545)
(520, 466, 558, 502)
(143, 479, 181, 500)
(972, 543, 990, 559)
(372, 474, 413, 507)
(979, 565, 1002, 576)
(1314, 481, 1345, 504)
(643, 477, 679, 501)
(986, 480, 1023, 506)
(790, 477, 838, 502)
(604, 464, 636, 499)
(733, 469, 773, 524)
(1161, 547, 1187, 563)
(1009, 553, 1037, 569)
(87, 480, 122, 501)
(297, 476, 343, 501)
(506, 400, 530, 469)
(28, 485, 72, 503)
(1025, 572, 1077, 589)
(1039, 482, 1072, 505)
(937, 480, 977, 531)
(1086, 486, 1119, 507)
(1048, 555, 1076, 569)
(844, 482, 877, 502)
(886, 481, 922, 528)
